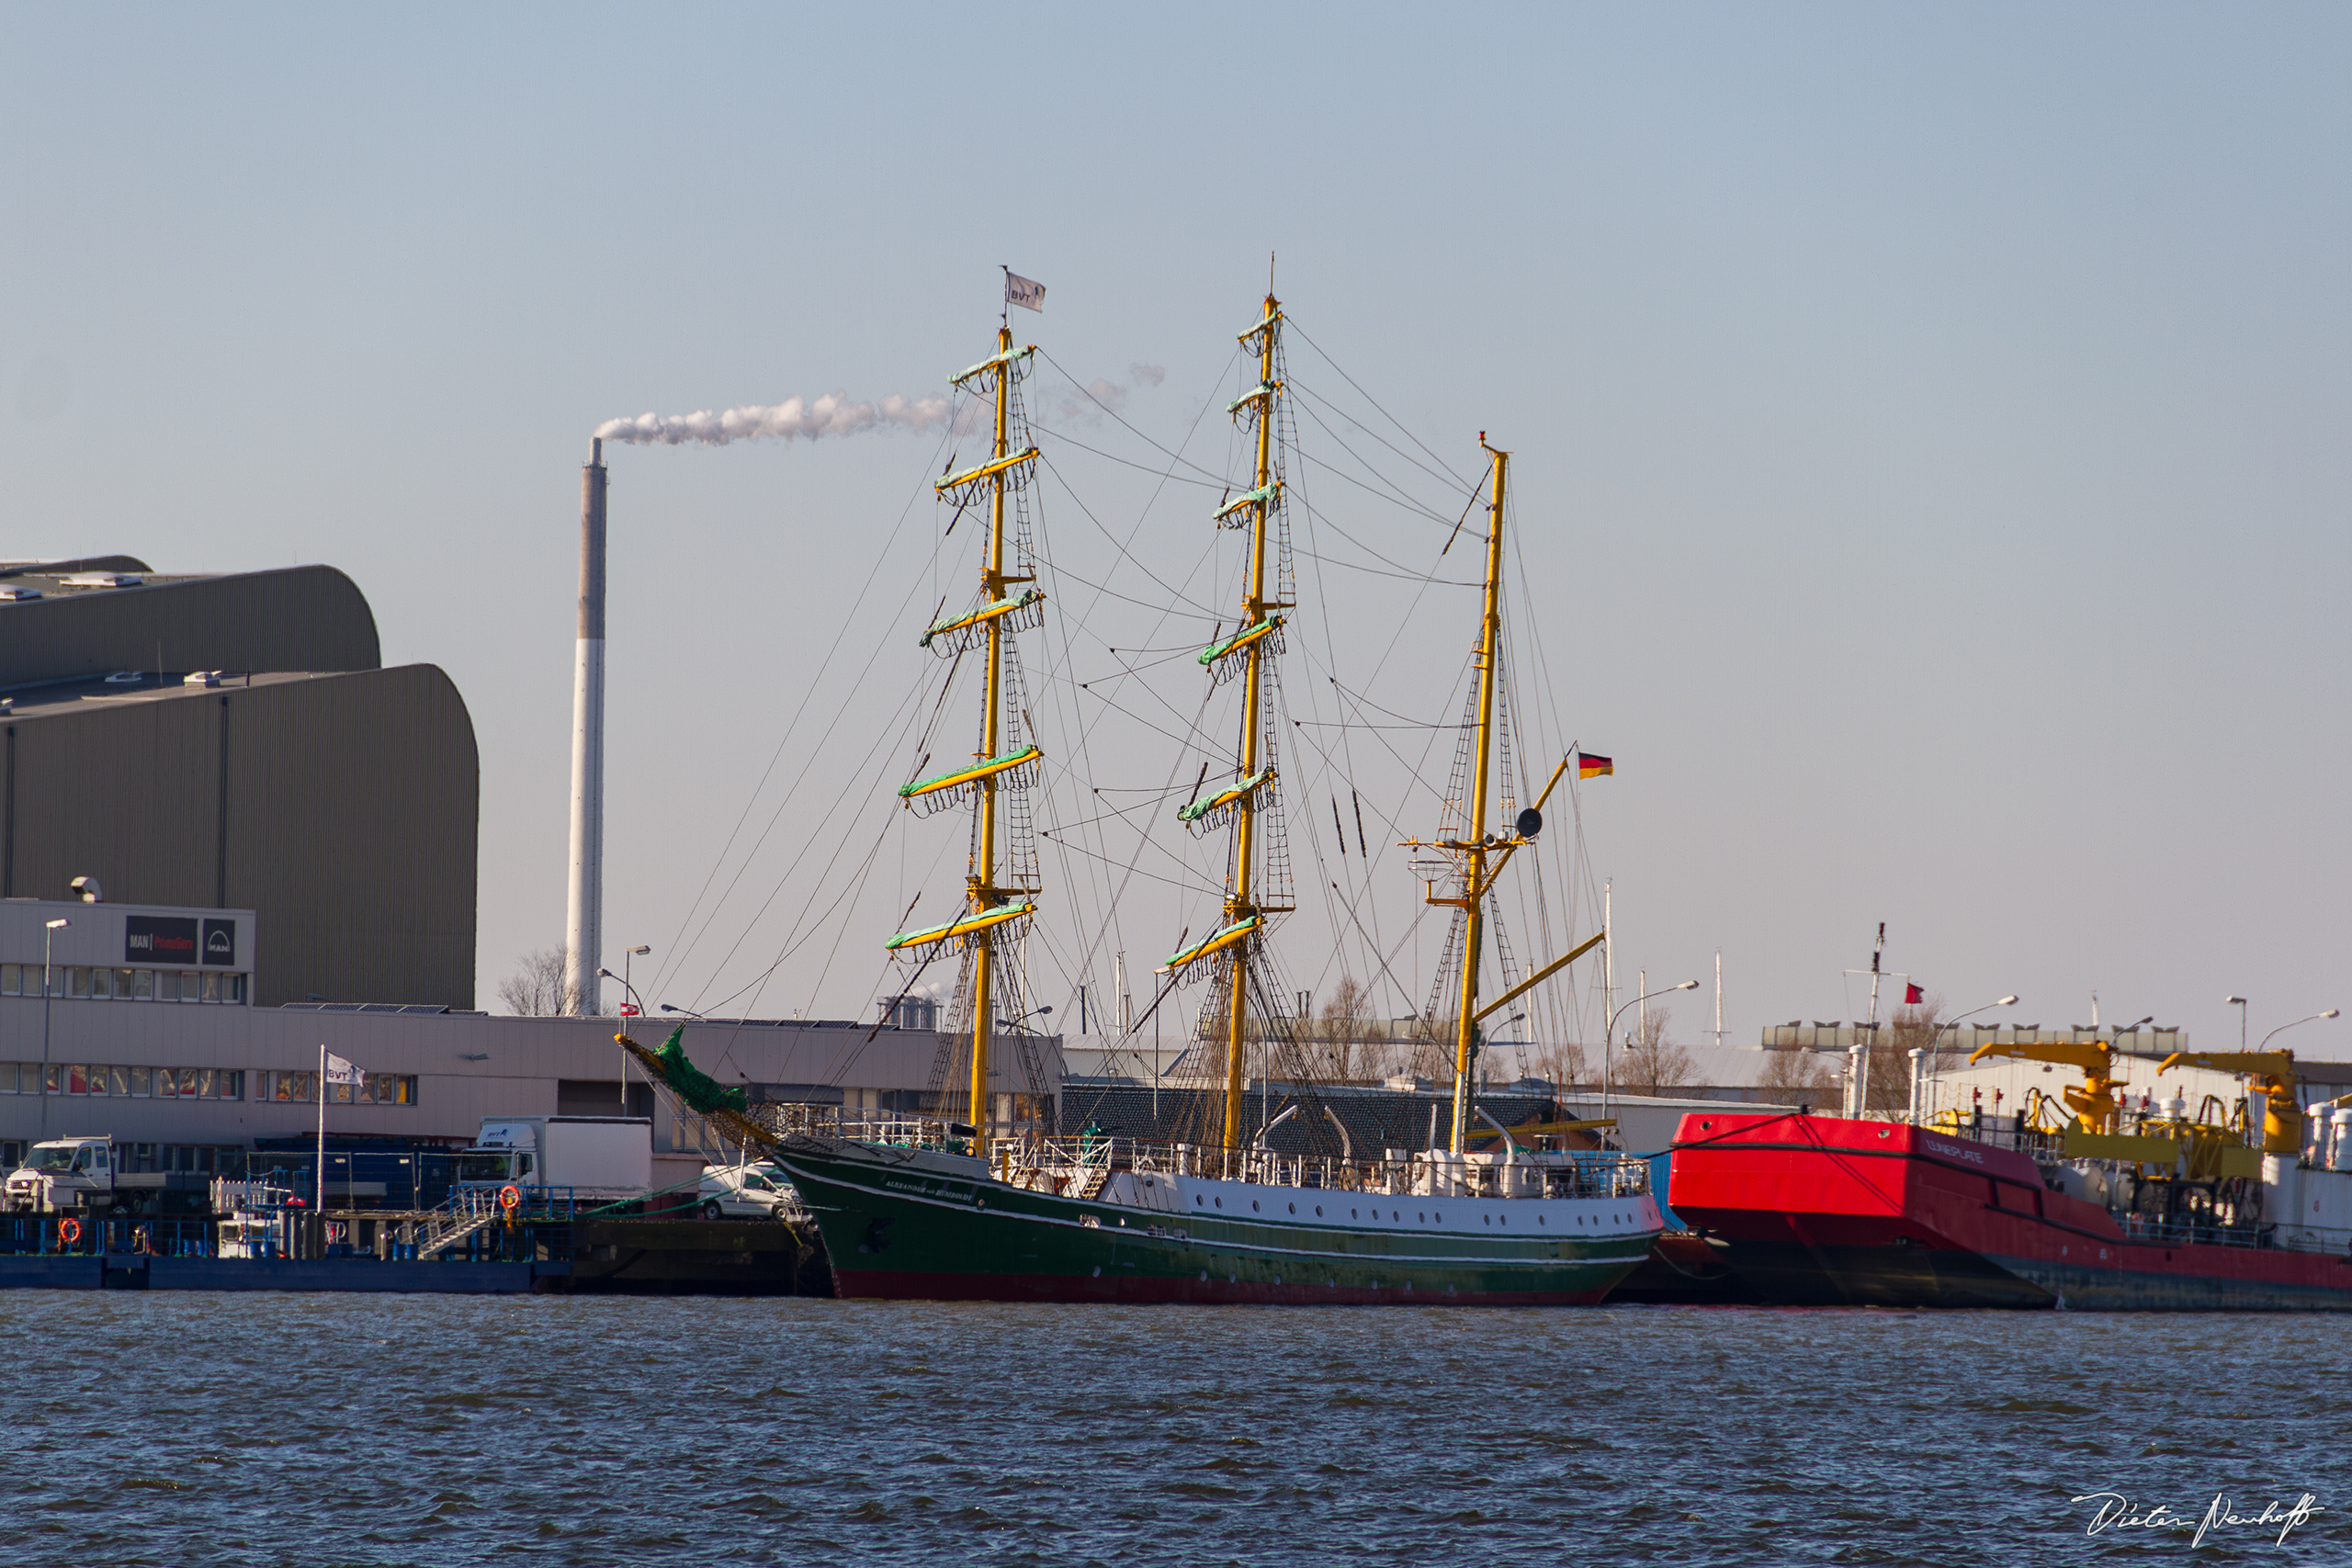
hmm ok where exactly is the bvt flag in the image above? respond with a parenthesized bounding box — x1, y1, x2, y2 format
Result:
(1004, 270, 1046, 312)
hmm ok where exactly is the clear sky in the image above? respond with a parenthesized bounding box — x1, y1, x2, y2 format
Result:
(4, 5, 2346, 1061)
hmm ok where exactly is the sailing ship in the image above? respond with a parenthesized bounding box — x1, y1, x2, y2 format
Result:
(634, 289, 1664, 1303)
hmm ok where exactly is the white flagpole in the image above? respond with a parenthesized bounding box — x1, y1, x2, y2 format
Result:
(316, 1042, 327, 1242)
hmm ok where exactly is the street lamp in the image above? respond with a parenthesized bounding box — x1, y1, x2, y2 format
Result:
(1917, 995, 2020, 1126)
(994, 1005, 1054, 1032)
(2258, 1009, 2341, 1053)
(39, 918, 69, 1138)
(2226, 995, 2248, 1052)
(601, 945, 653, 1115)
(659, 1003, 707, 1020)
(1604, 980, 1698, 1123)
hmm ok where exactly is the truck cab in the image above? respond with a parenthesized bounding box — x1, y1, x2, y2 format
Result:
(5, 1136, 117, 1213)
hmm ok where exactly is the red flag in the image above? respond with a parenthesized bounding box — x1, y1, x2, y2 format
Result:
(1904, 983, 1925, 1005)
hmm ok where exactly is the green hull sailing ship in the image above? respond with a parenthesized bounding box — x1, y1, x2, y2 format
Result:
(740, 290, 1666, 1304)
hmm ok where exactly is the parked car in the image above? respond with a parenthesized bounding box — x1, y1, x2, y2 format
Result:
(698, 1160, 803, 1221)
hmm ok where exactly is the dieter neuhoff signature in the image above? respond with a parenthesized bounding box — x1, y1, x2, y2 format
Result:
(2074, 1491, 2324, 1547)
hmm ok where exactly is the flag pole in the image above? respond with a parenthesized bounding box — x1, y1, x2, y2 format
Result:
(315, 1041, 327, 1235)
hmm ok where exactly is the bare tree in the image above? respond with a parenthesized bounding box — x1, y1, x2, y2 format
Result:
(1758, 1046, 1843, 1109)
(1868, 995, 1946, 1114)
(1522, 1037, 1590, 1093)
(1303, 976, 1378, 1080)
(1619, 1006, 1693, 1097)
(497, 946, 569, 1016)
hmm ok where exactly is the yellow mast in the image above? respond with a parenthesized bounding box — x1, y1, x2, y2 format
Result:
(967, 322, 1015, 1150)
(1222, 294, 1281, 1150)
(1446, 439, 1508, 1154)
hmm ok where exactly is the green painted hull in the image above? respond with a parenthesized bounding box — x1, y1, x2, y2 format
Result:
(775, 1134, 1661, 1305)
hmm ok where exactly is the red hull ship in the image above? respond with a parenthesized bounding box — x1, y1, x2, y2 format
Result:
(1668, 1111, 2352, 1311)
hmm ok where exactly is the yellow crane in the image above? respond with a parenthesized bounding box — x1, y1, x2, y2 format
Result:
(1965, 1035, 2124, 1134)
(2157, 1049, 2301, 1155)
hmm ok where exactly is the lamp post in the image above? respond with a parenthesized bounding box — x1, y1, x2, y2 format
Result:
(2226, 995, 2248, 1052)
(2257, 1009, 2341, 1053)
(601, 944, 652, 1114)
(39, 918, 69, 1138)
(1921, 995, 2021, 1124)
(1604, 979, 1698, 1129)
(659, 1003, 707, 1020)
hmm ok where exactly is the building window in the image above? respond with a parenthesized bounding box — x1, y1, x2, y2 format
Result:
(1, 965, 247, 1005)
(254, 1069, 413, 1107)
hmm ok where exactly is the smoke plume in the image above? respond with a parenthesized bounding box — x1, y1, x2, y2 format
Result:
(595, 391, 950, 446)
(1052, 363, 1167, 423)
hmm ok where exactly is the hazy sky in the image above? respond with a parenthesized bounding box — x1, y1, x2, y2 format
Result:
(4, 6, 2346, 1062)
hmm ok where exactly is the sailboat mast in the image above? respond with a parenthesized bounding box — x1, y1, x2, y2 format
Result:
(1222, 294, 1281, 1150)
(1448, 440, 1508, 1154)
(968, 323, 1015, 1146)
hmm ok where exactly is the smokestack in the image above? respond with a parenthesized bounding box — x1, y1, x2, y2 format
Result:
(565, 438, 606, 1015)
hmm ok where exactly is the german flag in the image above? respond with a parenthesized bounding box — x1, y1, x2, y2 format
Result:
(1578, 751, 1612, 779)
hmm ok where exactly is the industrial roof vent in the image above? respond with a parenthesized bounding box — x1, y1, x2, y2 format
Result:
(0, 587, 41, 602)
(59, 572, 142, 589)
(69, 875, 103, 904)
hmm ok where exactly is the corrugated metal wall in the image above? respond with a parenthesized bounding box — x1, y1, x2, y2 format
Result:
(1, 667, 478, 1008)
(0, 566, 380, 686)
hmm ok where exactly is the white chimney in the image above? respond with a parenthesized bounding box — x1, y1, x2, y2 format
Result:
(565, 439, 607, 1015)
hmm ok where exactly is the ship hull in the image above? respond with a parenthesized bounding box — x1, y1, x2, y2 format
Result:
(1668, 1111, 2352, 1312)
(775, 1134, 1662, 1306)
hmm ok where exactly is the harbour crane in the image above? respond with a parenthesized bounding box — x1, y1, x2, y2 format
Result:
(2157, 1050, 2301, 1155)
(1965, 1036, 2122, 1134)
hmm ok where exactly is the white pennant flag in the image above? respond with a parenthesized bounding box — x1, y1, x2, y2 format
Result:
(1004, 271, 1046, 312)
(323, 1051, 365, 1086)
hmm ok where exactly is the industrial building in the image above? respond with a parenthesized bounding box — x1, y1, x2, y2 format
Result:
(0, 557, 475, 1009)
(0, 890, 1056, 1181)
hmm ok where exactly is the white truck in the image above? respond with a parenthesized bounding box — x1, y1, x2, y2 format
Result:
(3, 1135, 167, 1214)
(455, 1116, 652, 1201)
(697, 1159, 804, 1221)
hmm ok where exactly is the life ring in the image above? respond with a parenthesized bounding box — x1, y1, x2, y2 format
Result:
(498, 1185, 522, 1212)
(56, 1217, 81, 1246)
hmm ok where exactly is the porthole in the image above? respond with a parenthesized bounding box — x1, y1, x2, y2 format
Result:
(1251, 1201, 1261, 1213)
(1215, 1197, 1223, 1209)
(1287, 1202, 1295, 1214)
(1483, 1215, 1490, 1226)
(1539, 1215, 1546, 1226)
(1498, 1215, 1507, 1226)
(1418, 1212, 1426, 1223)
(1351, 1209, 1358, 1219)
(1435, 1212, 1443, 1223)
(1196, 1196, 1204, 1206)
(1315, 1206, 1323, 1216)
(1392, 1211, 1400, 1221)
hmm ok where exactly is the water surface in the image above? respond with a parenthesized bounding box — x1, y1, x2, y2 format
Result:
(4, 1293, 2345, 1565)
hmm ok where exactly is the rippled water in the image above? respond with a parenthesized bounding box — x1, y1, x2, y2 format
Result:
(5, 1293, 2348, 1566)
